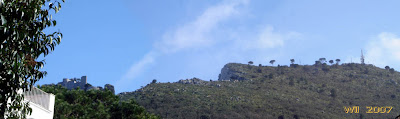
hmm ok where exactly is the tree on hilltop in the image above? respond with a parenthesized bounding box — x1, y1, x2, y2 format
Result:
(290, 59, 295, 64)
(269, 60, 276, 66)
(385, 66, 390, 70)
(151, 79, 157, 84)
(319, 58, 326, 64)
(329, 60, 334, 65)
(335, 59, 341, 65)
(248, 61, 253, 65)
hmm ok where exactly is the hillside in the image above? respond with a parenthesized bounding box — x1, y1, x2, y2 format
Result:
(119, 63, 400, 119)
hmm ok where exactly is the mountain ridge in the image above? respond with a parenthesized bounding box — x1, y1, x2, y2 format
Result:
(119, 62, 400, 119)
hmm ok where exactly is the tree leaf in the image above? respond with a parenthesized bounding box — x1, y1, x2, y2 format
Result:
(1, 14, 6, 25)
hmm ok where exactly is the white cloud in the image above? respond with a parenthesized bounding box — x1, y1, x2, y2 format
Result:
(115, 52, 158, 88)
(155, 0, 248, 53)
(117, 0, 301, 92)
(123, 52, 157, 79)
(365, 32, 400, 67)
(236, 26, 300, 50)
(257, 26, 285, 48)
(118, 0, 249, 88)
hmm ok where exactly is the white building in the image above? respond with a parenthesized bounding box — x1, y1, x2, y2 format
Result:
(24, 87, 55, 119)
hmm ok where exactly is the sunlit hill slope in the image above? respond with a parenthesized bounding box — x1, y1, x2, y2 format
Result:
(119, 62, 400, 119)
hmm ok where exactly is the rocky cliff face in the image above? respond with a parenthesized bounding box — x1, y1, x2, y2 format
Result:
(218, 63, 248, 81)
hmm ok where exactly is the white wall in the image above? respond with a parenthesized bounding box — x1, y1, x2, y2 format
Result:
(4, 88, 55, 119)
(26, 94, 55, 119)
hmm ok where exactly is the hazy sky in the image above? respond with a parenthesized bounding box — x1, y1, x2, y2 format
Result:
(38, 0, 400, 93)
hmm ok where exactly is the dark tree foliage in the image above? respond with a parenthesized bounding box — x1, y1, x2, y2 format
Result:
(390, 68, 395, 74)
(319, 58, 326, 64)
(330, 89, 337, 98)
(335, 59, 340, 65)
(385, 66, 390, 70)
(315, 61, 321, 65)
(257, 68, 262, 73)
(151, 79, 157, 84)
(248, 61, 253, 65)
(0, 0, 64, 118)
(290, 59, 295, 64)
(268, 73, 274, 79)
(269, 60, 275, 66)
(105, 84, 115, 95)
(322, 64, 330, 72)
(293, 115, 299, 119)
(39, 85, 159, 119)
(329, 60, 334, 65)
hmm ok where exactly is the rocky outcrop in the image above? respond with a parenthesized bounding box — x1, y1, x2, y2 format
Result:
(218, 63, 248, 81)
(177, 77, 207, 85)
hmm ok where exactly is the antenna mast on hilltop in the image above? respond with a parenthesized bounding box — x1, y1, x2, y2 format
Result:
(361, 49, 365, 65)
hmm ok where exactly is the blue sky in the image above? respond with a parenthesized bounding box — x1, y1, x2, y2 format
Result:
(38, 0, 400, 93)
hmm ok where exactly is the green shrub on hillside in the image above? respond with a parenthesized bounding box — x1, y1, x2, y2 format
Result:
(40, 85, 159, 119)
